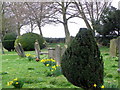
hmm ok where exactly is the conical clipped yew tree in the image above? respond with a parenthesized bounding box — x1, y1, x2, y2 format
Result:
(61, 28, 103, 90)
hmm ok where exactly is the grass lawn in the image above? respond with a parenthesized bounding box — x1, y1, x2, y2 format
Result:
(1, 43, 120, 89)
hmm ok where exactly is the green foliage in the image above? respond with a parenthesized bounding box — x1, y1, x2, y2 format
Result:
(7, 78, 24, 88)
(25, 54, 36, 61)
(1, 44, 119, 89)
(61, 28, 104, 89)
(2, 33, 17, 51)
(15, 32, 46, 51)
(40, 59, 62, 77)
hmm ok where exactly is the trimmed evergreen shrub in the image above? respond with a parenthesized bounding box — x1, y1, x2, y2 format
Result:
(2, 33, 17, 51)
(61, 28, 103, 89)
(15, 33, 46, 51)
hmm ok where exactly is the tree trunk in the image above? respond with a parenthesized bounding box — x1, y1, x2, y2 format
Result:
(63, 23, 71, 44)
(62, 2, 71, 44)
(17, 22, 21, 36)
(37, 21, 43, 36)
(30, 21, 34, 32)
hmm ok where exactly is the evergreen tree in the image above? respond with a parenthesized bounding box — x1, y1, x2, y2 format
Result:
(61, 28, 103, 90)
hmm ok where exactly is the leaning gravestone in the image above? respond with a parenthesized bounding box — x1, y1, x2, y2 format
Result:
(34, 40, 40, 59)
(48, 48, 55, 59)
(110, 39, 118, 57)
(15, 43, 25, 57)
(54, 45, 61, 65)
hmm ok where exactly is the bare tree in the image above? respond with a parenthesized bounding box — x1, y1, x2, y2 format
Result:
(49, 2, 78, 44)
(4, 2, 29, 36)
(25, 2, 53, 36)
(74, 0, 112, 35)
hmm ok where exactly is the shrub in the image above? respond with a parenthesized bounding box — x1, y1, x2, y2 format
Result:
(61, 28, 104, 89)
(15, 33, 46, 51)
(2, 33, 17, 51)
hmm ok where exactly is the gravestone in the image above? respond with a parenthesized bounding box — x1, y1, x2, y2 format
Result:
(48, 48, 55, 59)
(61, 45, 67, 56)
(34, 40, 40, 59)
(117, 37, 120, 88)
(15, 43, 25, 57)
(110, 39, 118, 57)
(118, 37, 120, 72)
(54, 45, 61, 65)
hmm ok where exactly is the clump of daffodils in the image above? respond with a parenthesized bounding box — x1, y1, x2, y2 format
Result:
(40, 58, 61, 76)
(40, 59, 56, 68)
(7, 78, 24, 88)
(26, 54, 35, 61)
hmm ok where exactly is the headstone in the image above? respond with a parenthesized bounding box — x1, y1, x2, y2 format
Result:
(34, 40, 40, 59)
(110, 39, 118, 57)
(118, 37, 120, 88)
(48, 48, 55, 59)
(15, 43, 25, 57)
(54, 45, 61, 65)
(61, 45, 67, 56)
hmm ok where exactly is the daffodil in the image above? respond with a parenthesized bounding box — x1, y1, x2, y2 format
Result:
(51, 70, 54, 71)
(7, 81, 13, 86)
(101, 85, 105, 88)
(56, 65, 60, 67)
(13, 78, 18, 81)
(93, 84, 97, 87)
(46, 64, 49, 66)
(26, 54, 31, 57)
(52, 66, 56, 69)
(16, 82, 19, 84)
(40, 59, 45, 62)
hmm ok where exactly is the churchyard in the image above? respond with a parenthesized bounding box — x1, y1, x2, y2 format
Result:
(1, 42, 120, 89)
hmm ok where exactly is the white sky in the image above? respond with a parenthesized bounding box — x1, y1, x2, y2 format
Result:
(21, 0, 120, 38)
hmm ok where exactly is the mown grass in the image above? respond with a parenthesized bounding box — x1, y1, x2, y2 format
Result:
(1, 43, 120, 89)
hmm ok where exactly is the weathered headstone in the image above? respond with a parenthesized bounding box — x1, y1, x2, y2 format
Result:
(61, 45, 67, 56)
(34, 40, 40, 59)
(117, 37, 120, 88)
(48, 48, 55, 59)
(15, 43, 25, 57)
(54, 45, 61, 65)
(48, 45, 67, 65)
(110, 39, 118, 57)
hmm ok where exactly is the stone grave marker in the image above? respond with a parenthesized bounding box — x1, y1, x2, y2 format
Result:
(15, 43, 25, 57)
(110, 39, 118, 57)
(118, 37, 120, 72)
(54, 45, 61, 65)
(34, 40, 40, 59)
(48, 48, 55, 59)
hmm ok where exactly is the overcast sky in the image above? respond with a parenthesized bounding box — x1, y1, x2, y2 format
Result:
(21, 0, 120, 38)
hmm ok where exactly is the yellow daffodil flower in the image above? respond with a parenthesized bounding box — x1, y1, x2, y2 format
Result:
(46, 64, 49, 66)
(56, 65, 60, 67)
(7, 81, 13, 86)
(52, 66, 56, 69)
(93, 84, 97, 87)
(51, 70, 54, 71)
(101, 85, 105, 88)
(26, 54, 31, 57)
(16, 82, 19, 84)
(13, 78, 18, 81)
